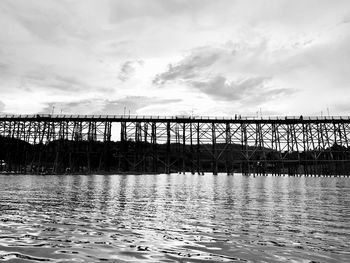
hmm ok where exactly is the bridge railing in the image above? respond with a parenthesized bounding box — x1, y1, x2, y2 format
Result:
(0, 114, 349, 121)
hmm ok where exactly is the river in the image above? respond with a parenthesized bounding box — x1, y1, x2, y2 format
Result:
(0, 174, 349, 262)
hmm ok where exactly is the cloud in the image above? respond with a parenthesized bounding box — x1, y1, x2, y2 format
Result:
(0, 62, 6, 70)
(153, 43, 297, 104)
(191, 75, 294, 103)
(118, 60, 144, 82)
(102, 96, 182, 115)
(24, 69, 89, 92)
(40, 96, 182, 115)
(1, 0, 350, 116)
(0, 62, 10, 77)
(0, 0, 91, 44)
(332, 103, 350, 115)
(153, 46, 223, 84)
(152, 17, 350, 113)
(0, 101, 5, 112)
(108, 0, 214, 24)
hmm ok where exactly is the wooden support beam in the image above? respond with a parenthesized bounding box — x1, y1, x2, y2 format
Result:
(166, 121, 170, 174)
(212, 123, 217, 175)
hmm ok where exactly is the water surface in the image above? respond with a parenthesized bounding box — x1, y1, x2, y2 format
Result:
(0, 174, 349, 262)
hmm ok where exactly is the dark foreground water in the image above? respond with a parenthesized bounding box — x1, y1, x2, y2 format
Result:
(0, 174, 349, 263)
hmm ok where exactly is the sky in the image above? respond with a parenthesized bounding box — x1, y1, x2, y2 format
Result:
(0, 0, 350, 117)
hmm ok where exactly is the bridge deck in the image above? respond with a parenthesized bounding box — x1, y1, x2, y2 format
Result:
(0, 114, 349, 123)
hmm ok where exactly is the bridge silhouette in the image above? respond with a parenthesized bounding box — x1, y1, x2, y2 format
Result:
(1, 114, 350, 175)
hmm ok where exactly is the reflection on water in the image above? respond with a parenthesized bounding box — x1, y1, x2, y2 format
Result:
(0, 174, 349, 262)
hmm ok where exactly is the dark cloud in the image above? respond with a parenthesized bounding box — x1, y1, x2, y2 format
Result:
(153, 46, 222, 84)
(192, 75, 266, 101)
(118, 60, 144, 82)
(192, 75, 294, 104)
(153, 44, 296, 103)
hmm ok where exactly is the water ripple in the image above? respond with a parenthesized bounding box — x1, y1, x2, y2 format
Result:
(0, 174, 349, 262)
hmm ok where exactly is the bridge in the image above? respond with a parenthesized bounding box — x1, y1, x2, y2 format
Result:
(0, 114, 350, 175)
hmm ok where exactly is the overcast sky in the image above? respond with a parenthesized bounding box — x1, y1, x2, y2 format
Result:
(1, 0, 350, 116)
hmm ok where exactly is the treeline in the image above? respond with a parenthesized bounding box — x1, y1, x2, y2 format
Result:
(1, 136, 350, 175)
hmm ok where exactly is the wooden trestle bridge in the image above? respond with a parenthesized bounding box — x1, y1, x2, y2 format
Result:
(0, 114, 350, 175)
